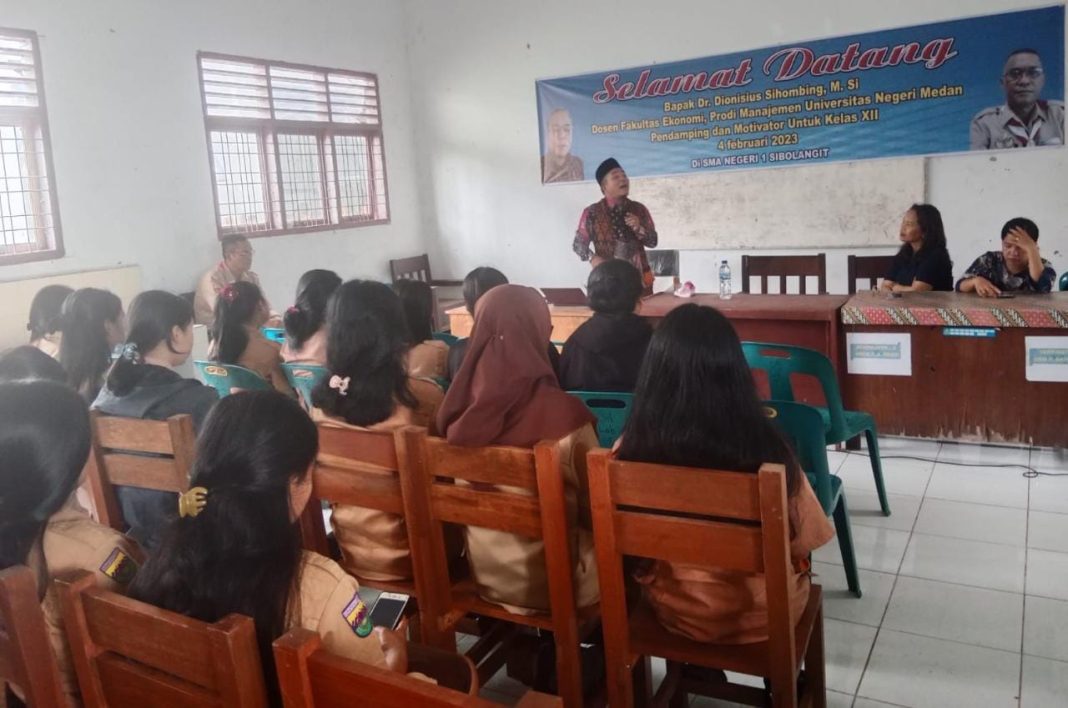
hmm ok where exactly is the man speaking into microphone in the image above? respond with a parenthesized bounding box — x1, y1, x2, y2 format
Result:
(572, 158, 659, 296)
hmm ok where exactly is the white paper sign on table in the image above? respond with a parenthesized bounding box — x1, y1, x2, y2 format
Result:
(846, 332, 912, 376)
(1025, 336, 1068, 383)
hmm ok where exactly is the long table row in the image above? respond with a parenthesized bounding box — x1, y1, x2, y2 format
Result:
(448, 291, 1068, 447)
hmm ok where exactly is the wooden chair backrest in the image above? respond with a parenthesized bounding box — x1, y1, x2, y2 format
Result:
(85, 411, 196, 532)
(0, 566, 66, 708)
(56, 571, 268, 708)
(273, 628, 562, 707)
(740, 254, 827, 294)
(847, 254, 895, 294)
(586, 451, 798, 695)
(390, 254, 433, 284)
(298, 425, 409, 584)
(400, 427, 567, 610)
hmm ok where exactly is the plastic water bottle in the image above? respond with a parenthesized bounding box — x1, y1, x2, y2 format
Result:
(718, 260, 732, 300)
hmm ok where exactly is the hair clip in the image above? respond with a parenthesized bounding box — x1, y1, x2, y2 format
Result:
(220, 285, 238, 303)
(329, 375, 351, 397)
(178, 487, 209, 518)
(120, 342, 141, 364)
(286, 306, 300, 315)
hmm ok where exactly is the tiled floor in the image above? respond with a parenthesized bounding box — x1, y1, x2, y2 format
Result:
(473, 437, 1068, 707)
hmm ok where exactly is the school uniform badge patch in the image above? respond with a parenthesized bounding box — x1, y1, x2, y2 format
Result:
(99, 548, 138, 585)
(342, 592, 373, 637)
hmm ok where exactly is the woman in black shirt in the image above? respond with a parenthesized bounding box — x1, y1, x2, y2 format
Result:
(880, 204, 954, 292)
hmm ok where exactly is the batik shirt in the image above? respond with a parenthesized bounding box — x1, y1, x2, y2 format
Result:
(573, 197, 658, 294)
(956, 251, 1056, 293)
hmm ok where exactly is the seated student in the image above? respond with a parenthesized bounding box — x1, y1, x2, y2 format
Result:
(92, 290, 219, 551)
(26, 284, 73, 358)
(956, 217, 1057, 296)
(879, 204, 954, 292)
(0, 344, 68, 383)
(447, 266, 562, 381)
(447, 267, 509, 379)
(58, 288, 126, 402)
(208, 281, 295, 396)
(437, 285, 600, 615)
(394, 279, 449, 379)
(128, 391, 411, 706)
(0, 380, 143, 703)
(616, 304, 833, 644)
(282, 269, 341, 365)
(559, 260, 652, 392)
(312, 280, 447, 583)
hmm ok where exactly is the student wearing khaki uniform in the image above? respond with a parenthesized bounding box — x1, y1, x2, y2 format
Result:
(0, 380, 143, 705)
(208, 280, 295, 397)
(313, 280, 458, 582)
(437, 285, 601, 615)
(128, 392, 413, 707)
(615, 305, 834, 644)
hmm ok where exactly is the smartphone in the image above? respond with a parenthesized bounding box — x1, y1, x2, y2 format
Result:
(369, 592, 410, 630)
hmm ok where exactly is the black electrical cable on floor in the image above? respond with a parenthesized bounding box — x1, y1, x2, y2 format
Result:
(838, 450, 1068, 478)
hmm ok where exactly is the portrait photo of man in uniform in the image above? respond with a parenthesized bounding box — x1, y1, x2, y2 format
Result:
(541, 108, 585, 183)
(970, 48, 1065, 149)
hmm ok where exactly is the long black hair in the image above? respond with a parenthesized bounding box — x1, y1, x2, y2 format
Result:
(392, 279, 434, 344)
(105, 291, 195, 396)
(0, 346, 68, 383)
(616, 304, 800, 495)
(312, 280, 417, 425)
(128, 391, 318, 705)
(211, 281, 265, 364)
(462, 267, 508, 314)
(284, 270, 341, 351)
(26, 284, 73, 342)
(0, 380, 91, 573)
(898, 203, 949, 260)
(58, 288, 123, 398)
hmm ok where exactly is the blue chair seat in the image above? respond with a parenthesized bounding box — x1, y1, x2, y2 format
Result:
(568, 391, 633, 448)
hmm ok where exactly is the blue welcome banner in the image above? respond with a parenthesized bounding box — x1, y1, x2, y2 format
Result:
(535, 5, 1065, 183)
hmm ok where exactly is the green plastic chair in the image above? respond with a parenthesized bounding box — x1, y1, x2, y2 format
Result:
(764, 399, 861, 598)
(282, 363, 328, 409)
(1059, 271, 1068, 291)
(569, 391, 633, 448)
(262, 327, 286, 344)
(193, 360, 272, 397)
(742, 341, 890, 516)
(431, 331, 460, 346)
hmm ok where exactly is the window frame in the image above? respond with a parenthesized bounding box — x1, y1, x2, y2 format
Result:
(0, 27, 64, 266)
(197, 51, 390, 240)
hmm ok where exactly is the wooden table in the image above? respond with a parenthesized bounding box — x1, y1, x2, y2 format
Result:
(448, 293, 849, 404)
(841, 291, 1068, 446)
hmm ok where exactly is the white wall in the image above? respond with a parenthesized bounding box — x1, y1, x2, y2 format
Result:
(0, 0, 426, 311)
(403, 0, 1066, 294)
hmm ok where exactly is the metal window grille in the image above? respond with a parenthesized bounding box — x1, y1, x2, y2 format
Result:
(199, 52, 389, 238)
(0, 29, 63, 265)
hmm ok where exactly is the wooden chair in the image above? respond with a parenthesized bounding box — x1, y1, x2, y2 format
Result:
(84, 411, 196, 533)
(274, 627, 562, 707)
(741, 254, 827, 294)
(847, 254, 895, 294)
(399, 428, 599, 708)
(0, 566, 66, 708)
(389, 254, 463, 330)
(55, 570, 268, 708)
(587, 450, 826, 708)
(298, 424, 418, 600)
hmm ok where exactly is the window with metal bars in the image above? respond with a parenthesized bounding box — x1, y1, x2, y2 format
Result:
(0, 29, 63, 265)
(198, 52, 389, 238)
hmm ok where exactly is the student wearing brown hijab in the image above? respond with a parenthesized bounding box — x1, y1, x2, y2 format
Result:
(437, 285, 601, 614)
